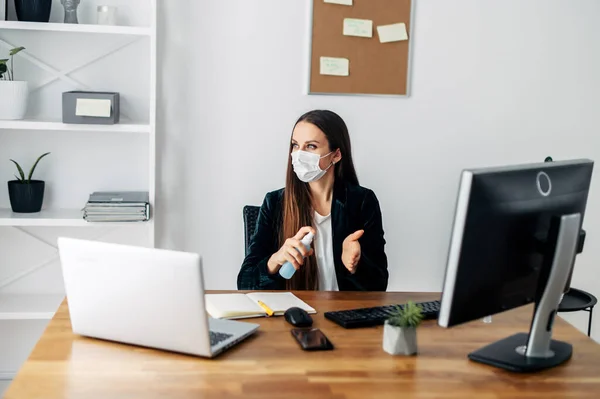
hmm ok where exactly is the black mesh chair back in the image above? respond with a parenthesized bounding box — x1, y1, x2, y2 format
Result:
(243, 205, 260, 256)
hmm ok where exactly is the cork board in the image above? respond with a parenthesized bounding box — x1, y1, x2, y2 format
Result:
(309, 0, 413, 96)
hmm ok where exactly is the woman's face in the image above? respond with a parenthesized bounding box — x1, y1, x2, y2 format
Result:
(291, 121, 341, 170)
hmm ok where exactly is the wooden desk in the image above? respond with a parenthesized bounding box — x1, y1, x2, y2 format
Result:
(4, 291, 600, 399)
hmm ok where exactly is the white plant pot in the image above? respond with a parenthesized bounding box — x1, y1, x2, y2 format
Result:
(0, 80, 28, 120)
(383, 321, 418, 355)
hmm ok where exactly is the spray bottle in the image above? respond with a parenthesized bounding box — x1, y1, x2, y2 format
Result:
(279, 232, 314, 279)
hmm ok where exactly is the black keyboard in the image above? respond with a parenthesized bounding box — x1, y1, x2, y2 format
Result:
(324, 300, 441, 328)
(209, 331, 233, 346)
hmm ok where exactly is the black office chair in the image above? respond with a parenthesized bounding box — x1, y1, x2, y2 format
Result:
(243, 205, 260, 256)
(558, 288, 597, 337)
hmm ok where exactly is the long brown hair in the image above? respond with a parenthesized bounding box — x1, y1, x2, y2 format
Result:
(281, 110, 359, 290)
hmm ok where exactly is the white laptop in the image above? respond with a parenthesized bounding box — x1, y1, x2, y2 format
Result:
(57, 237, 259, 358)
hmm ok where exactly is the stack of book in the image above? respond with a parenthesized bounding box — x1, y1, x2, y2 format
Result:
(83, 191, 150, 222)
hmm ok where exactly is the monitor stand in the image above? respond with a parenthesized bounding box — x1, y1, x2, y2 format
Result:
(468, 213, 580, 372)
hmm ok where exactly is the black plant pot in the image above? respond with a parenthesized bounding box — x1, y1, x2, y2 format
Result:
(14, 0, 52, 23)
(8, 180, 45, 213)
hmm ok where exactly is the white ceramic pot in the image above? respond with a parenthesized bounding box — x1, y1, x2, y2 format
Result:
(0, 80, 28, 120)
(383, 321, 418, 355)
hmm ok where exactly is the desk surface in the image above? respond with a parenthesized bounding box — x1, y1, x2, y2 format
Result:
(5, 291, 600, 399)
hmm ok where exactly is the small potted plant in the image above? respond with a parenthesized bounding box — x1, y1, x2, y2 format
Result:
(383, 301, 423, 356)
(0, 46, 28, 120)
(8, 152, 51, 213)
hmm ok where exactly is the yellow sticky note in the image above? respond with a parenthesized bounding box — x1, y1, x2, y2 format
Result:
(324, 0, 352, 5)
(320, 57, 349, 76)
(343, 18, 372, 38)
(376, 23, 408, 43)
(75, 98, 111, 117)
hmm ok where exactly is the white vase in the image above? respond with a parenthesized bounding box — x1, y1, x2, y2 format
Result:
(383, 321, 418, 355)
(0, 80, 28, 120)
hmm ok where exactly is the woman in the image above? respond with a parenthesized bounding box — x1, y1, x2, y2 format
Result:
(237, 110, 388, 291)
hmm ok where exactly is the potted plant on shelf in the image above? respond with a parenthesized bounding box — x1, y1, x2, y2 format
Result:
(383, 301, 424, 356)
(0, 46, 28, 120)
(8, 152, 51, 213)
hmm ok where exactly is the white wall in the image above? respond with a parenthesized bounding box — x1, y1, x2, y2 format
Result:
(157, 1, 600, 337)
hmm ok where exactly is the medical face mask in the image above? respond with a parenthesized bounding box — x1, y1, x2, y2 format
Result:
(291, 150, 334, 183)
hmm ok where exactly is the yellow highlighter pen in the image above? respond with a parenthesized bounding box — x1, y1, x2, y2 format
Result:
(257, 300, 274, 317)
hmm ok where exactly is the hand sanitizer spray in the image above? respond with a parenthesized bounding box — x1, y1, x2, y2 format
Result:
(279, 232, 314, 279)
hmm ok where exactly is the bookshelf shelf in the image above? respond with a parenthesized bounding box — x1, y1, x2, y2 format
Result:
(0, 119, 150, 133)
(0, 21, 151, 36)
(0, 208, 150, 227)
(0, 208, 84, 226)
(0, 294, 64, 320)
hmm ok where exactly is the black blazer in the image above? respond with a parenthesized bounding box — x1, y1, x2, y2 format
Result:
(237, 180, 389, 291)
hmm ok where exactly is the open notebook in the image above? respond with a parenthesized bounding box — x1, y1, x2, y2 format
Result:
(205, 292, 316, 319)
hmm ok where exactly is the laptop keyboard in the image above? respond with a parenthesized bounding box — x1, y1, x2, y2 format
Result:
(210, 331, 233, 347)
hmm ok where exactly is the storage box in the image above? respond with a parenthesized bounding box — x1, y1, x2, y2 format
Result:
(62, 91, 120, 124)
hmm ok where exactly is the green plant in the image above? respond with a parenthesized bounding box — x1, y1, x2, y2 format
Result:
(387, 301, 424, 328)
(10, 152, 51, 183)
(0, 46, 25, 81)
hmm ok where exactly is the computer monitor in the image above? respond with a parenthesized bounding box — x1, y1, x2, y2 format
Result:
(438, 158, 594, 372)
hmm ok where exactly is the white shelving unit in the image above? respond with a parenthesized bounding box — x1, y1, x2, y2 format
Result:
(0, 0, 157, 391)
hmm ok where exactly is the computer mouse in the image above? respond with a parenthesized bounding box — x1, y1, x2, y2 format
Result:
(284, 307, 313, 327)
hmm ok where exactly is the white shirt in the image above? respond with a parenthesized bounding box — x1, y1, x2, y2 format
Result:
(314, 211, 339, 291)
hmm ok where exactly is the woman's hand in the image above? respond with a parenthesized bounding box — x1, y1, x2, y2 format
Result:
(342, 230, 364, 274)
(267, 226, 316, 274)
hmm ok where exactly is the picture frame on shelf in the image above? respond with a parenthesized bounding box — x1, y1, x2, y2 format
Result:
(1, 0, 6, 20)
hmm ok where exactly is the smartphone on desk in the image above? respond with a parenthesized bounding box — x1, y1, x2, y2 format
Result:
(291, 328, 334, 351)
